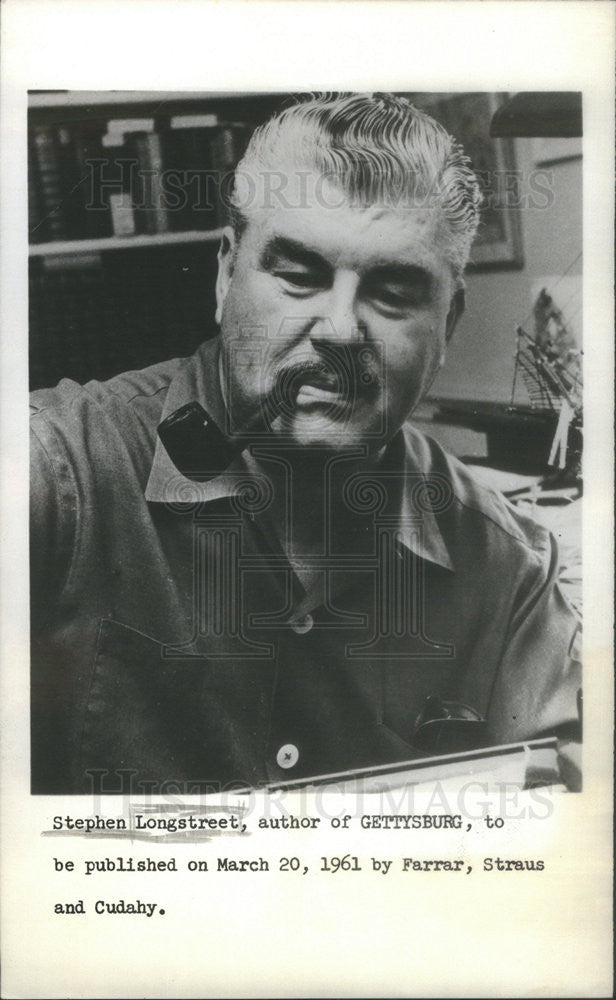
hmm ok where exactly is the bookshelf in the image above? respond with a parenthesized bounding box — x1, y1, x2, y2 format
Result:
(29, 229, 225, 258)
(29, 91, 249, 109)
(30, 89, 515, 390)
(28, 91, 289, 389)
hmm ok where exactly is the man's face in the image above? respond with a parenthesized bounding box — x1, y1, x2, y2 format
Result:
(216, 172, 461, 451)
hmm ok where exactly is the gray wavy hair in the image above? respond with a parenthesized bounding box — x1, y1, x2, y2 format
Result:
(229, 92, 483, 279)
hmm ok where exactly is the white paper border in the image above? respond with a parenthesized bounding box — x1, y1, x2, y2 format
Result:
(1, 3, 613, 997)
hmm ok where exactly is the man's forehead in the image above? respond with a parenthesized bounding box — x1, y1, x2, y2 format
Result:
(240, 169, 449, 270)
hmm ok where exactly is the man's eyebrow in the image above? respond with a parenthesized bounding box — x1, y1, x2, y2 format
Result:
(260, 237, 437, 288)
(366, 263, 434, 288)
(260, 236, 329, 270)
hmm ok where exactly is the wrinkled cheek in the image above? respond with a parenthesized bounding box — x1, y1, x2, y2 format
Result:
(222, 286, 288, 369)
(384, 354, 428, 419)
(221, 295, 267, 394)
(221, 287, 261, 342)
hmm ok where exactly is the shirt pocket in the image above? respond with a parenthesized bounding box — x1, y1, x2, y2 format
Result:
(381, 659, 457, 741)
(379, 665, 488, 762)
(79, 618, 276, 794)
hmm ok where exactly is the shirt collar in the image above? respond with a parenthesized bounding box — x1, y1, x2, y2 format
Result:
(387, 429, 454, 571)
(145, 337, 246, 504)
(145, 338, 454, 572)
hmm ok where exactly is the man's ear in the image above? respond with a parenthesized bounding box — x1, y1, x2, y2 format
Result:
(445, 286, 465, 343)
(215, 227, 236, 325)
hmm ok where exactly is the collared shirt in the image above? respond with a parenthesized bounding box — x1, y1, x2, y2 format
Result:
(30, 338, 581, 794)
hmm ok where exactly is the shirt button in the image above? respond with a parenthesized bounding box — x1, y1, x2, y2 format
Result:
(276, 744, 299, 769)
(290, 613, 313, 635)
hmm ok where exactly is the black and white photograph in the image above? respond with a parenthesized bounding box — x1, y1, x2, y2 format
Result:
(1, 2, 613, 997)
(28, 87, 583, 796)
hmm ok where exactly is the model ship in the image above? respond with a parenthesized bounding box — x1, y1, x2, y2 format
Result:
(510, 287, 583, 483)
(433, 288, 583, 488)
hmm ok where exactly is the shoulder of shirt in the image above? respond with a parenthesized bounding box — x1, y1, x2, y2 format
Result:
(30, 356, 184, 419)
(29, 357, 187, 489)
(402, 422, 551, 562)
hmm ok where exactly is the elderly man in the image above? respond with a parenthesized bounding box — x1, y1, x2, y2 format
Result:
(30, 93, 581, 794)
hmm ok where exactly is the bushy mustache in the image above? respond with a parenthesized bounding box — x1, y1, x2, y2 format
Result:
(271, 345, 379, 409)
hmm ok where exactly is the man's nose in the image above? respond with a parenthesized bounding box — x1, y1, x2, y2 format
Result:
(308, 273, 366, 344)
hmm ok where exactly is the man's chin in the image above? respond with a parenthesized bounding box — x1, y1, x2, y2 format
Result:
(274, 412, 383, 454)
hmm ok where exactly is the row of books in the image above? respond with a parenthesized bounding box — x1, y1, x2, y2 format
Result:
(28, 114, 253, 244)
(29, 245, 218, 389)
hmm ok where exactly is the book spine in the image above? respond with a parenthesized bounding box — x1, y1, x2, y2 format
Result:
(68, 124, 114, 239)
(126, 131, 171, 235)
(209, 124, 252, 227)
(28, 139, 46, 243)
(55, 125, 85, 239)
(30, 124, 70, 241)
(98, 133, 138, 238)
(29, 254, 104, 389)
(162, 126, 217, 232)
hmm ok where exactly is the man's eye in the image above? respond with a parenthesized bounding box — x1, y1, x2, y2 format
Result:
(372, 286, 420, 311)
(274, 270, 323, 291)
(374, 288, 417, 309)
